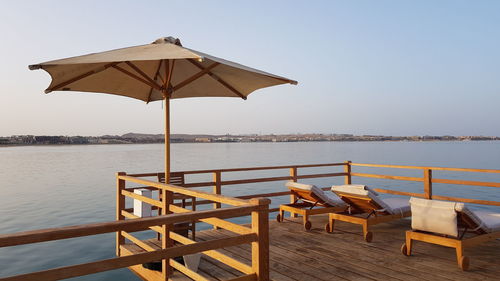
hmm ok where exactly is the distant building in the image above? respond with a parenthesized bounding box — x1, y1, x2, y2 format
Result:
(195, 138, 211, 143)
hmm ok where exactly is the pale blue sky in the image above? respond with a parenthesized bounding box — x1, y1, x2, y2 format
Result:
(1, 1, 499, 136)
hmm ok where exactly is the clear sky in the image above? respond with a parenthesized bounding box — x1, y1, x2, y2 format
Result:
(1, 0, 499, 137)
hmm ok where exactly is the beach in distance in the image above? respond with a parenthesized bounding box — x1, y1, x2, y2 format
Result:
(0, 141, 499, 280)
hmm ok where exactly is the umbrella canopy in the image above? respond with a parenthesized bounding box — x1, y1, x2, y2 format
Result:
(29, 37, 297, 102)
(30, 36, 297, 184)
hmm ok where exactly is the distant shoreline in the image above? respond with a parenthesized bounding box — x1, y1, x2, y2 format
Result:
(1, 139, 499, 148)
(2, 133, 499, 146)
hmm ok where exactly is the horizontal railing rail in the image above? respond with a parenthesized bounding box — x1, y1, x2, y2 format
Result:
(127, 162, 346, 178)
(0, 206, 256, 247)
(351, 162, 500, 173)
(1, 235, 257, 281)
(118, 174, 251, 206)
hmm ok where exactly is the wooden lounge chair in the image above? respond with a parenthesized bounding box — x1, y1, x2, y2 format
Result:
(326, 185, 411, 242)
(401, 197, 500, 270)
(277, 181, 346, 230)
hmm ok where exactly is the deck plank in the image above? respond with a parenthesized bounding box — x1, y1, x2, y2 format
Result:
(195, 233, 296, 281)
(122, 214, 500, 281)
(204, 229, 379, 281)
(200, 230, 351, 281)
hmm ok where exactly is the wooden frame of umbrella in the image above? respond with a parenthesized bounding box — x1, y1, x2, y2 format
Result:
(30, 36, 297, 277)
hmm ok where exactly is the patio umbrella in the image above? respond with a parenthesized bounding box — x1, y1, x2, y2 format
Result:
(29, 36, 297, 184)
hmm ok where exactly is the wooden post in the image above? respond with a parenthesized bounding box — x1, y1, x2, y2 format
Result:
(213, 171, 222, 230)
(250, 198, 270, 281)
(161, 188, 173, 279)
(213, 171, 222, 209)
(116, 172, 126, 257)
(424, 169, 432, 199)
(164, 90, 171, 194)
(289, 167, 298, 218)
(344, 161, 352, 185)
(162, 92, 173, 279)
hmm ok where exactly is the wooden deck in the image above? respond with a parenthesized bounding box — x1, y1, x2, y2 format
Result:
(122, 214, 500, 281)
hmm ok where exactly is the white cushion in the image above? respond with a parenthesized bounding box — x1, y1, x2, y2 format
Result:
(383, 197, 411, 214)
(410, 197, 459, 237)
(286, 181, 314, 191)
(285, 181, 345, 207)
(331, 185, 408, 215)
(455, 204, 500, 233)
(331, 185, 370, 196)
(331, 184, 378, 195)
(472, 211, 500, 232)
(324, 192, 346, 206)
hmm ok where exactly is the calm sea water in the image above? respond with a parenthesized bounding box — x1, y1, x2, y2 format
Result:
(1, 141, 500, 280)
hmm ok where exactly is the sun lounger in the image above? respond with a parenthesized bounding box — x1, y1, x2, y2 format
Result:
(277, 181, 346, 230)
(327, 184, 411, 242)
(401, 197, 500, 270)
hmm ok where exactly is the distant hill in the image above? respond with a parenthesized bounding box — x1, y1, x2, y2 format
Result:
(121, 133, 226, 140)
(121, 133, 164, 139)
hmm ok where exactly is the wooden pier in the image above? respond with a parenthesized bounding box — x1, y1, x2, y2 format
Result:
(1, 162, 499, 281)
(123, 215, 500, 281)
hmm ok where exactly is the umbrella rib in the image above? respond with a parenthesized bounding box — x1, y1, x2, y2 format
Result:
(172, 62, 220, 92)
(156, 63, 166, 85)
(45, 62, 118, 93)
(187, 59, 247, 100)
(163, 59, 169, 91)
(112, 64, 162, 91)
(164, 59, 175, 97)
(260, 73, 298, 85)
(146, 60, 164, 103)
(125, 61, 162, 89)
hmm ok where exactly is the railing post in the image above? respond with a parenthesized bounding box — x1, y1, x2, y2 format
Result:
(160, 182, 174, 281)
(116, 172, 126, 257)
(424, 168, 432, 199)
(289, 167, 298, 217)
(213, 171, 222, 230)
(250, 198, 270, 281)
(213, 171, 222, 209)
(161, 186, 174, 279)
(344, 161, 352, 185)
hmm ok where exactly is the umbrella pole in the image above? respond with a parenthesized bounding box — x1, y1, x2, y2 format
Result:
(164, 96, 171, 186)
(162, 95, 173, 278)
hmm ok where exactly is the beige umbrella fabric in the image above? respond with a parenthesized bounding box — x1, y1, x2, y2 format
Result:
(29, 37, 297, 102)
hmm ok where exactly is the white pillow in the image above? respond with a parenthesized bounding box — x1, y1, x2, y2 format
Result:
(410, 197, 459, 237)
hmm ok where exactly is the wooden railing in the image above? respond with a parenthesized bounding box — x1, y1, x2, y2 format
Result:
(116, 173, 270, 281)
(0, 174, 270, 281)
(0, 205, 265, 281)
(128, 161, 500, 212)
(349, 162, 500, 206)
(1, 161, 499, 281)
(127, 162, 348, 214)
